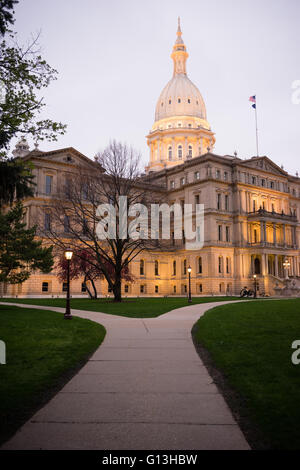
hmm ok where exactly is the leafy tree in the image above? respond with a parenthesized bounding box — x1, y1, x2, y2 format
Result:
(0, 158, 34, 205)
(0, 2, 66, 154)
(0, 0, 17, 36)
(56, 249, 133, 299)
(0, 202, 53, 284)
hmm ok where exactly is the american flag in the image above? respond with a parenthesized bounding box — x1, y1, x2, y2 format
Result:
(249, 95, 256, 103)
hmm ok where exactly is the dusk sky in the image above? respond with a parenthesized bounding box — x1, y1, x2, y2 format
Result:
(12, 0, 300, 174)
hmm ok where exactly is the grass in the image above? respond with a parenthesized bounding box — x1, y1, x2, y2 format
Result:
(0, 296, 243, 318)
(0, 304, 106, 446)
(193, 299, 300, 450)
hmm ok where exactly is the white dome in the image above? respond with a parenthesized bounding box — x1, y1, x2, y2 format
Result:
(155, 73, 207, 122)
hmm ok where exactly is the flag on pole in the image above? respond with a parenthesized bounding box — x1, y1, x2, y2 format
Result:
(249, 95, 256, 108)
(249, 95, 259, 156)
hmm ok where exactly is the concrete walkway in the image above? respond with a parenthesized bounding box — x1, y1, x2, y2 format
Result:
(1, 301, 250, 450)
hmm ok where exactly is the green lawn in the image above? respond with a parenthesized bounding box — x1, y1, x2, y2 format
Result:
(0, 296, 242, 317)
(193, 299, 300, 450)
(0, 304, 106, 445)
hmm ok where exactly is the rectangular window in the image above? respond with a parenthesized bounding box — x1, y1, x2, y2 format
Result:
(62, 282, 68, 292)
(64, 215, 70, 233)
(173, 260, 176, 276)
(45, 175, 53, 195)
(217, 193, 221, 210)
(173, 285, 176, 293)
(225, 195, 229, 211)
(226, 258, 230, 273)
(224, 171, 228, 181)
(124, 285, 129, 293)
(44, 213, 51, 231)
(194, 171, 200, 180)
(216, 169, 221, 179)
(195, 194, 200, 207)
(140, 284, 145, 294)
(155, 285, 159, 293)
(42, 282, 49, 292)
(140, 260, 144, 276)
(199, 283, 203, 293)
(81, 282, 87, 293)
(65, 177, 71, 198)
(180, 177, 185, 186)
(226, 226, 230, 242)
(218, 225, 222, 241)
(170, 180, 175, 189)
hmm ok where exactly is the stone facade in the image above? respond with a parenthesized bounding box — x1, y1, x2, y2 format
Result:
(1, 146, 300, 299)
(1, 21, 299, 299)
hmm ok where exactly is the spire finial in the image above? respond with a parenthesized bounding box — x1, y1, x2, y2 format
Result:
(177, 17, 181, 33)
(171, 18, 188, 76)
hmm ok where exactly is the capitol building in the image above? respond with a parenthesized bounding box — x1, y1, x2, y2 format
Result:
(2, 21, 300, 298)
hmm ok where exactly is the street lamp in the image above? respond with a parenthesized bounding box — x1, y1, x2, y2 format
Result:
(253, 274, 257, 298)
(64, 249, 73, 319)
(187, 265, 192, 303)
(283, 258, 290, 280)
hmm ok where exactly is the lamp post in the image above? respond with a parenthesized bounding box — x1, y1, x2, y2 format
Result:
(283, 258, 290, 280)
(187, 265, 192, 303)
(64, 250, 73, 319)
(253, 274, 257, 298)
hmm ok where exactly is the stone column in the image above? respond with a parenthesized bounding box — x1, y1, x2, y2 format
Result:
(172, 138, 175, 160)
(184, 137, 187, 159)
(264, 222, 267, 243)
(261, 253, 267, 276)
(251, 255, 254, 275)
(260, 221, 264, 242)
(273, 223, 277, 245)
(275, 254, 278, 277)
(283, 224, 286, 247)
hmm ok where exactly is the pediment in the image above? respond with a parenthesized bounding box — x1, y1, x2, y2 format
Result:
(24, 147, 97, 171)
(240, 157, 287, 177)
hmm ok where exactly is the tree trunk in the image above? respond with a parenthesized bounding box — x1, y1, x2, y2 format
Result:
(90, 278, 98, 299)
(113, 275, 122, 302)
(85, 280, 94, 299)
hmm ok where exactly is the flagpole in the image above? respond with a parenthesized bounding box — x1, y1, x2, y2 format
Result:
(254, 97, 259, 157)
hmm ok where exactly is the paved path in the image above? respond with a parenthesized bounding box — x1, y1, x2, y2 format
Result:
(0, 301, 250, 450)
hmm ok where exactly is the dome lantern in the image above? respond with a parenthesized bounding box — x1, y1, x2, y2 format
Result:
(146, 20, 216, 173)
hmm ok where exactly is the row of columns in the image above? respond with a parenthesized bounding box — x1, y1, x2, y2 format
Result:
(251, 253, 299, 278)
(150, 136, 211, 162)
(246, 221, 296, 247)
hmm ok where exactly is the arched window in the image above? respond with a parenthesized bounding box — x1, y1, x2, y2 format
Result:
(198, 257, 202, 274)
(140, 259, 145, 276)
(154, 260, 159, 276)
(183, 259, 187, 275)
(188, 145, 193, 157)
(173, 260, 176, 276)
(168, 146, 172, 160)
(218, 257, 223, 273)
(226, 257, 230, 273)
(178, 145, 183, 159)
(254, 257, 261, 274)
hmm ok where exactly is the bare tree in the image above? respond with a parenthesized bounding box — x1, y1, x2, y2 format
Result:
(39, 141, 165, 302)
